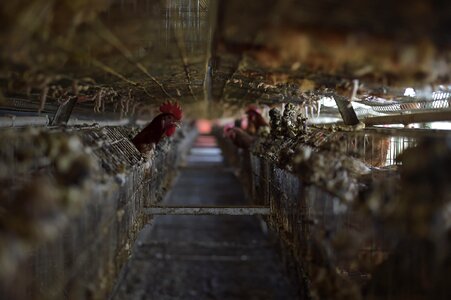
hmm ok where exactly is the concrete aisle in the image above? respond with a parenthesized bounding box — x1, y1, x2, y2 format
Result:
(112, 135, 298, 300)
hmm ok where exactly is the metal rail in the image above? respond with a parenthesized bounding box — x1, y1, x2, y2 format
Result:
(363, 110, 451, 126)
(0, 115, 131, 128)
(144, 205, 270, 216)
(0, 115, 50, 127)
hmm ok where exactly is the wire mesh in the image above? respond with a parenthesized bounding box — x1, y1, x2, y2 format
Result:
(370, 99, 450, 114)
(217, 125, 450, 298)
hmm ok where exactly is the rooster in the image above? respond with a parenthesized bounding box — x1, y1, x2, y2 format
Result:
(132, 101, 182, 153)
(224, 126, 256, 150)
(245, 105, 269, 135)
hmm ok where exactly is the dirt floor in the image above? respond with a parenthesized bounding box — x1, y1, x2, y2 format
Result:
(111, 135, 298, 300)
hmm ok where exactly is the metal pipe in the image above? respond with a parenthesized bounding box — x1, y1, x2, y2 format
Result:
(66, 118, 130, 127)
(0, 115, 49, 127)
(365, 127, 451, 137)
(0, 115, 131, 128)
(363, 111, 451, 126)
(144, 205, 270, 215)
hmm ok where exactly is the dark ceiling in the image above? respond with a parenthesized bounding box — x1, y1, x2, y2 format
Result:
(0, 0, 450, 120)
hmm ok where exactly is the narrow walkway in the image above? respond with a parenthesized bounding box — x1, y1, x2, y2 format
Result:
(112, 135, 297, 300)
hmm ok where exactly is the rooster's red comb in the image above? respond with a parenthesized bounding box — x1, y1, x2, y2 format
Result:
(160, 101, 182, 120)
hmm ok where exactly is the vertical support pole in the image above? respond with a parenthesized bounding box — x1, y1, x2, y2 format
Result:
(334, 95, 360, 125)
(51, 97, 77, 126)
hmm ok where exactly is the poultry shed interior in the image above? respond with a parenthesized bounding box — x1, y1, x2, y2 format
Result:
(0, 0, 450, 299)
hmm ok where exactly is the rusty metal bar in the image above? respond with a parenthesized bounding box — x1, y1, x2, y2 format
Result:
(144, 205, 270, 215)
(365, 127, 451, 138)
(363, 110, 451, 126)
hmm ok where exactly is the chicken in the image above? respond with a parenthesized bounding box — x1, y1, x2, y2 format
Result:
(245, 105, 269, 135)
(224, 126, 256, 150)
(132, 101, 182, 153)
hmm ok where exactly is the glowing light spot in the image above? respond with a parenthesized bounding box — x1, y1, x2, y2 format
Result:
(404, 87, 416, 97)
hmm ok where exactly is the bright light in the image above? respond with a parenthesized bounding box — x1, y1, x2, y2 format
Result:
(319, 97, 337, 107)
(404, 87, 416, 97)
(429, 122, 451, 130)
(196, 119, 212, 134)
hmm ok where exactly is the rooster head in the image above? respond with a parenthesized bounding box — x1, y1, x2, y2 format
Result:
(245, 105, 261, 121)
(159, 101, 183, 137)
(245, 105, 260, 115)
(223, 125, 236, 139)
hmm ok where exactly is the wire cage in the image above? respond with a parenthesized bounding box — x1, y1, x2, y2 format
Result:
(217, 125, 451, 299)
(0, 124, 195, 300)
